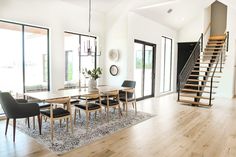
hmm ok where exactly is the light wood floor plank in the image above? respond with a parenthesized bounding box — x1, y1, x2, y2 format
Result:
(1, 94, 236, 157)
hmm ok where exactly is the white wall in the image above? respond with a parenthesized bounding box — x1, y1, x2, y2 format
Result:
(178, 13, 204, 42)
(0, 0, 106, 91)
(127, 13, 177, 96)
(217, 6, 236, 98)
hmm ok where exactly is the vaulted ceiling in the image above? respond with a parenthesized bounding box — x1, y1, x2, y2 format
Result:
(60, 0, 236, 30)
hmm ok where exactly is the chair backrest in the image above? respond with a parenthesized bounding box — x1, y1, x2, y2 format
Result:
(121, 80, 136, 99)
(82, 93, 100, 101)
(104, 90, 119, 98)
(0, 92, 19, 118)
(121, 80, 136, 88)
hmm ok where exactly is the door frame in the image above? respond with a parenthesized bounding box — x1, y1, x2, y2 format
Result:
(134, 39, 156, 101)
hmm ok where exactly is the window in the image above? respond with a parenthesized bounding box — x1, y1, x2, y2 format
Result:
(64, 32, 97, 88)
(160, 36, 173, 93)
(0, 20, 49, 115)
(134, 40, 156, 100)
(24, 26, 49, 92)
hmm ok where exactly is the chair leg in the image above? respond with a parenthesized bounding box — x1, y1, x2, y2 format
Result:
(13, 118, 16, 142)
(86, 112, 89, 130)
(125, 103, 128, 116)
(74, 109, 77, 126)
(5, 118, 9, 135)
(95, 111, 97, 119)
(70, 114, 73, 134)
(27, 117, 30, 128)
(33, 116, 35, 129)
(37, 115, 41, 135)
(106, 107, 109, 122)
(79, 109, 81, 118)
(118, 105, 122, 117)
(123, 103, 125, 111)
(135, 101, 137, 115)
(50, 117, 54, 142)
(59, 119, 62, 128)
(66, 118, 69, 132)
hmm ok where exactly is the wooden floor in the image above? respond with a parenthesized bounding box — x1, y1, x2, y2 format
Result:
(1, 93, 236, 157)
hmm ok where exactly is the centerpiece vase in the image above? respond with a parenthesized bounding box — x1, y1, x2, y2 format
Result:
(88, 78, 97, 91)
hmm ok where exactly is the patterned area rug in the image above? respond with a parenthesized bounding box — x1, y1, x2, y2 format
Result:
(15, 110, 155, 154)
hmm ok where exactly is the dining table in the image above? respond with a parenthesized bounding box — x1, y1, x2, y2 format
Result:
(24, 85, 131, 129)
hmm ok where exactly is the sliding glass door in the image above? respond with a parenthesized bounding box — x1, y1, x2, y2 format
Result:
(0, 20, 49, 115)
(134, 40, 156, 100)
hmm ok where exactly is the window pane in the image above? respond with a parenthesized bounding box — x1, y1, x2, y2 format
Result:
(0, 22, 23, 114)
(24, 26, 49, 92)
(134, 43, 143, 98)
(144, 45, 153, 96)
(164, 38, 172, 92)
(160, 37, 165, 92)
(64, 33, 97, 87)
(160, 37, 172, 93)
(64, 33, 80, 87)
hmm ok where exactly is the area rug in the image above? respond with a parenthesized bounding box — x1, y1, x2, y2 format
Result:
(15, 110, 155, 155)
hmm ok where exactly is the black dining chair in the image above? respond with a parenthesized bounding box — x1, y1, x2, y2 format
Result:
(0, 92, 41, 142)
(119, 80, 137, 115)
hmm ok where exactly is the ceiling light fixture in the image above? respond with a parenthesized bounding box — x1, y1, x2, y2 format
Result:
(85, 0, 96, 56)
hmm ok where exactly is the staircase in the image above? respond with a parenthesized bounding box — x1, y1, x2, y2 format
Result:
(177, 32, 229, 107)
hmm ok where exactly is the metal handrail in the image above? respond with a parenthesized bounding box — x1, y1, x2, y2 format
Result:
(177, 33, 203, 100)
(209, 32, 229, 105)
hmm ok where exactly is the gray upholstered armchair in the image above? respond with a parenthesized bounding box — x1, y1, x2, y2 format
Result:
(0, 92, 41, 142)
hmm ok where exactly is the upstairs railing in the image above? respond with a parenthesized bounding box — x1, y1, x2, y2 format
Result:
(177, 33, 203, 101)
(209, 31, 229, 105)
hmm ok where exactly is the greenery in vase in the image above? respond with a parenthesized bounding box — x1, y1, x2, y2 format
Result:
(87, 67, 102, 80)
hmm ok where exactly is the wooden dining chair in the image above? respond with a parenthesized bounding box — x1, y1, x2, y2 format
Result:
(120, 88, 137, 116)
(0, 92, 41, 142)
(40, 97, 73, 142)
(119, 80, 137, 116)
(74, 93, 102, 130)
(100, 90, 122, 121)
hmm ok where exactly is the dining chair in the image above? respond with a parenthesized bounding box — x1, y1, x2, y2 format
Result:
(100, 90, 122, 121)
(74, 93, 102, 130)
(0, 92, 41, 142)
(119, 80, 137, 116)
(40, 97, 73, 142)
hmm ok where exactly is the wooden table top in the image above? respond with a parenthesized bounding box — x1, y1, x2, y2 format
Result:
(25, 86, 130, 101)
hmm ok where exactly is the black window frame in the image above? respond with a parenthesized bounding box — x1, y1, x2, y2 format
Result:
(64, 31, 98, 87)
(0, 19, 50, 93)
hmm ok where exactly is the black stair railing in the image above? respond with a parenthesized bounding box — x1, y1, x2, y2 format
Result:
(177, 33, 203, 101)
(209, 32, 229, 105)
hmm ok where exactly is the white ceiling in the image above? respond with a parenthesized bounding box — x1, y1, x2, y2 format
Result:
(60, 0, 125, 13)
(60, 0, 234, 30)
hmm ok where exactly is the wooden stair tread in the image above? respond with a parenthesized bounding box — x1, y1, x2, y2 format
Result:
(191, 70, 222, 73)
(180, 94, 214, 100)
(208, 41, 224, 44)
(207, 44, 224, 46)
(181, 89, 215, 94)
(178, 99, 211, 106)
(190, 74, 221, 78)
(200, 55, 220, 57)
(184, 84, 217, 88)
(195, 62, 225, 64)
(194, 66, 223, 68)
(209, 35, 225, 39)
(187, 79, 219, 83)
